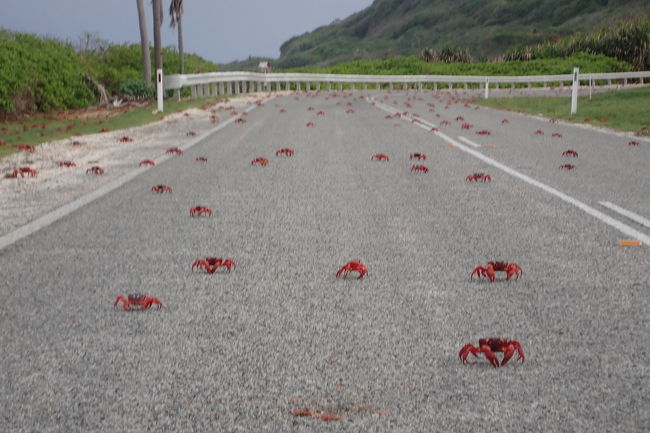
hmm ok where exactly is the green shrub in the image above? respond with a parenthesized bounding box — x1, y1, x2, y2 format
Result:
(117, 80, 155, 98)
(0, 30, 95, 115)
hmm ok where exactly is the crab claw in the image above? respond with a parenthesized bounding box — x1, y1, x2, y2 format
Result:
(470, 266, 487, 280)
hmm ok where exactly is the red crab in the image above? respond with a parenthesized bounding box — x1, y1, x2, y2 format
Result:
(71, 140, 85, 146)
(306, 121, 316, 127)
(628, 140, 640, 146)
(10, 167, 38, 178)
(552, 133, 563, 138)
(461, 123, 473, 130)
(118, 136, 134, 142)
(151, 185, 172, 193)
(411, 164, 429, 173)
(307, 106, 315, 111)
(440, 120, 451, 126)
(251, 157, 269, 166)
(210, 115, 219, 123)
(371, 154, 389, 161)
(455, 116, 465, 121)
(471, 261, 522, 282)
(114, 294, 163, 311)
(14, 143, 35, 152)
(410, 153, 426, 160)
(559, 164, 576, 170)
(166, 147, 183, 155)
(186, 131, 197, 136)
(346, 109, 356, 114)
(235, 118, 246, 124)
(459, 338, 525, 368)
(139, 160, 155, 167)
(535, 130, 544, 135)
(476, 130, 491, 135)
(562, 150, 578, 157)
(196, 157, 208, 162)
(549, 118, 559, 123)
(191, 257, 236, 274)
(501, 119, 509, 124)
(190, 206, 212, 217)
(276, 148, 295, 157)
(86, 166, 104, 175)
(466, 173, 492, 182)
(317, 111, 325, 116)
(58, 161, 76, 167)
(430, 127, 439, 132)
(336, 260, 368, 279)
(279, 108, 287, 113)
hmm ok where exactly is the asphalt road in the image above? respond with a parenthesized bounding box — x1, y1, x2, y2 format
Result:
(1, 89, 648, 432)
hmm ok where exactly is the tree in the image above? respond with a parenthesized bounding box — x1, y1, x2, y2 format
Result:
(136, 0, 151, 85)
(169, 0, 185, 74)
(152, 0, 162, 74)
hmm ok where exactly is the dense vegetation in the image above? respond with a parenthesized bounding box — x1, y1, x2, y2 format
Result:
(290, 53, 632, 76)
(0, 30, 219, 117)
(276, 0, 650, 68)
(503, 19, 650, 70)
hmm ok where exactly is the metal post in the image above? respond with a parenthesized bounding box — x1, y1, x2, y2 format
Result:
(156, 69, 163, 111)
(484, 78, 489, 99)
(571, 67, 579, 115)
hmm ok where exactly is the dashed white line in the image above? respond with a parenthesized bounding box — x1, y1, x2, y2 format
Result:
(368, 97, 650, 246)
(0, 96, 274, 252)
(457, 136, 482, 148)
(598, 202, 650, 230)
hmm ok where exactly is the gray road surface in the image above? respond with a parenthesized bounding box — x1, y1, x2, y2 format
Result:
(1, 89, 648, 432)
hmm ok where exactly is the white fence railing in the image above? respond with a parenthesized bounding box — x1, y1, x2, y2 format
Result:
(164, 70, 650, 100)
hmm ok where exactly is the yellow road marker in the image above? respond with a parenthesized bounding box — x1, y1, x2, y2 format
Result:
(483, 144, 496, 148)
(444, 143, 454, 147)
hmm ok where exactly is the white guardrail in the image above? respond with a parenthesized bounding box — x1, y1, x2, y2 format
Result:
(164, 70, 650, 101)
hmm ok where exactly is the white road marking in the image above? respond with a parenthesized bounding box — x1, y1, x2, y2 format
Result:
(457, 136, 482, 148)
(368, 97, 650, 246)
(0, 97, 274, 252)
(598, 202, 650, 229)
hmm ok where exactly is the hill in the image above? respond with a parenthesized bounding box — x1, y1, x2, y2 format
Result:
(276, 0, 650, 68)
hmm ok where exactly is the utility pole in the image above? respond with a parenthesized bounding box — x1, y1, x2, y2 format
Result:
(153, 0, 164, 112)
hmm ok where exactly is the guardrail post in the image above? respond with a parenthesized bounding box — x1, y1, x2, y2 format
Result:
(338, 82, 343, 91)
(448, 83, 452, 89)
(173, 89, 180, 101)
(191, 85, 197, 99)
(363, 82, 368, 90)
(484, 78, 490, 99)
(227, 82, 232, 94)
(571, 67, 579, 115)
(433, 82, 437, 91)
(464, 82, 468, 90)
(219, 82, 224, 95)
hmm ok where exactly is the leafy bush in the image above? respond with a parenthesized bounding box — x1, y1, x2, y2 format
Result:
(117, 80, 155, 98)
(288, 53, 632, 76)
(0, 30, 220, 115)
(0, 30, 95, 115)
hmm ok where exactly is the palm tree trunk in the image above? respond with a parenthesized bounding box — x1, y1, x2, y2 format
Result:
(177, 15, 184, 74)
(136, 0, 151, 85)
(153, 0, 162, 73)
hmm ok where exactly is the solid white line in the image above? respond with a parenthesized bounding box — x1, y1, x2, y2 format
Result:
(598, 201, 650, 229)
(368, 98, 650, 246)
(0, 96, 274, 252)
(457, 136, 482, 148)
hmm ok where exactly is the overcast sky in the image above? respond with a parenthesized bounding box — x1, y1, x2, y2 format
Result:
(0, 0, 374, 63)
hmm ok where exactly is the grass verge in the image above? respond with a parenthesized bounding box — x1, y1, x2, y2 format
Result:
(471, 86, 650, 136)
(0, 96, 229, 159)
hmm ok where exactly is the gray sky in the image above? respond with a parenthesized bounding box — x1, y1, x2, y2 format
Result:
(1, 0, 374, 63)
